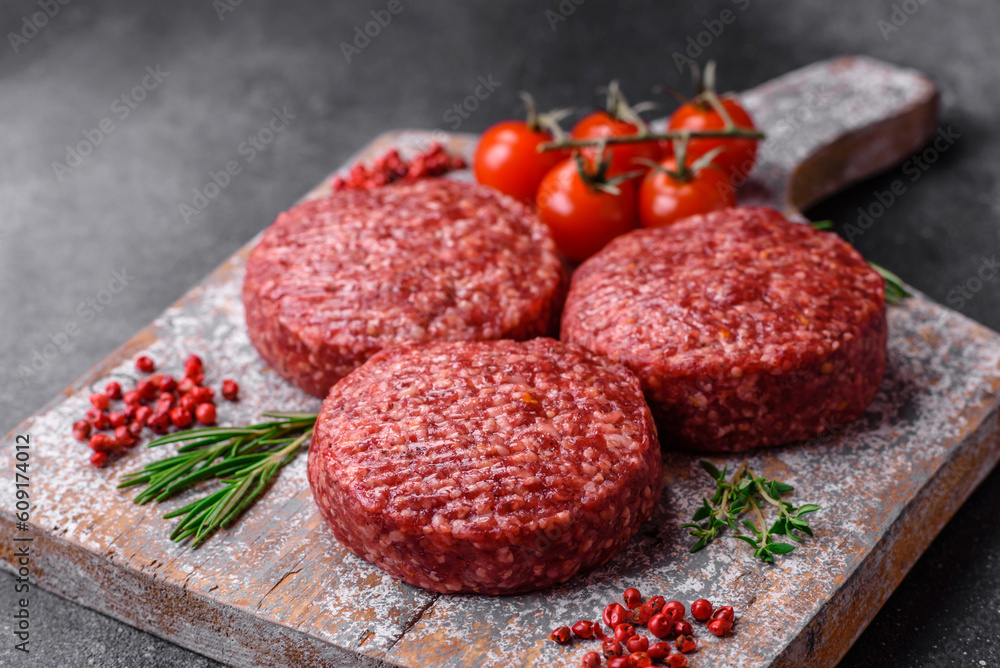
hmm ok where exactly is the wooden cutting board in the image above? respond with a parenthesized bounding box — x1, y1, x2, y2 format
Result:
(3, 56, 998, 668)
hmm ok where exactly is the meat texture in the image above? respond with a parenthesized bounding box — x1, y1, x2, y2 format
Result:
(561, 206, 887, 452)
(307, 338, 662, 594)
(243, 179, 566, 397)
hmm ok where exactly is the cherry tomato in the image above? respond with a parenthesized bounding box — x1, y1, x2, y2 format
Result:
(638, 157, 735, 228)
(536, 156, 637, 263)
(571, 111, 660, 177)
(667, 97, 758, 183)
(474, 120, 566, 204)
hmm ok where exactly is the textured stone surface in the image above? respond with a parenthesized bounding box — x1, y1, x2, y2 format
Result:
(2, 2, 1000, 667)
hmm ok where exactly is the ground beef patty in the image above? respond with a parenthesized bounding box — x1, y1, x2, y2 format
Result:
(307, 338, 662, 595)
(561, 207, 887, 452)
(243, 179, 566, 397)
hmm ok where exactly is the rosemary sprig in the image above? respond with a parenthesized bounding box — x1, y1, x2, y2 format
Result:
(869, 262, 911, 305)
(682, 460, 820, 563)
(118, 411, 317, 547)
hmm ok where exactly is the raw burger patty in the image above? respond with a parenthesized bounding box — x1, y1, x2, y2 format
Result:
(243, 178, 566, 397)
(561, 206, 887, 452)
(307, 338, 662, 595)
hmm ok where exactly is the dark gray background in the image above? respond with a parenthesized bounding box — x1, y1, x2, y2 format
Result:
(1, 0, 998, 666)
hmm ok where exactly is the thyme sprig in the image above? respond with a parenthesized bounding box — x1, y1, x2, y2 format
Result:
(118, 411, 317, 547)
(682, 460, 820, 563)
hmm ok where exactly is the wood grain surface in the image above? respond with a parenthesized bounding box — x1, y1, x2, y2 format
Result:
(2, 56, 998, 668)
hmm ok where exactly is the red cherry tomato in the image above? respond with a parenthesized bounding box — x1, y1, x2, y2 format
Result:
(474, 120, 566, 203)
(638, 157, 735, 228)
(667, 97, 758, 183)
(571, 111, 660, 177)
(536, 156, 637, 263)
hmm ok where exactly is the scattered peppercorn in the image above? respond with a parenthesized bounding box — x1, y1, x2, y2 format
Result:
(73, 351, 241, 467)
(623, 587, 642, 609)
(707, 618, 732, 637)
(572, 620, 596, 640)
(89, 392, 110, 411)
(221, 378, 240, 401)
(89, 433, 114, 452)
(675, 635, 697, 653)
(604, 603, 630, 628)
(712, 606, 735, 623)
(625, 634, 649, 653)
(115, 425, 136, 449)
(72, 420, 92, 442)
(330, 144, 466, 192)
(545, 590, 734, 665)
(152, 373, 177, 392)
(647, 613, 672, 639)
(195, 402, 217, 425)
(147, 411, 170, 435)
(647, 641, 671, 661)
(673, 620, 693, 637)
(637, 601, 657, 625)
(170, 406, 194, 429)
(551, 626, 572, 645)
(613, 623, 636, 644)
(662, 601, 686, 625)
(627, 651, 652, 668)
(667, 652, 688, 667)
(136, 379, 157, 401)
(690, 598, 713, 621)
(602, 639, 623, 658)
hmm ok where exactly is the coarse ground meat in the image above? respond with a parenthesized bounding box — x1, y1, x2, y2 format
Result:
(243, 179, 566, 397)
(561, 206, 887, 452)
(307, 338, 662, 595)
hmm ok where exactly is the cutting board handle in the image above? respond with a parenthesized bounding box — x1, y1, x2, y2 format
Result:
(730, 55, 939, 220)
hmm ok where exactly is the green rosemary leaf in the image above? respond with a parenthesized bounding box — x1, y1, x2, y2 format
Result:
(120, 412, 317, 548)
(260, 411, 318, 420)
(796, 504, 822, 515)
(773, 481, 795, 494)
(810, 219, 834, 230)
(869, 262, 910, 305)
(690, 536, 708, 553)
